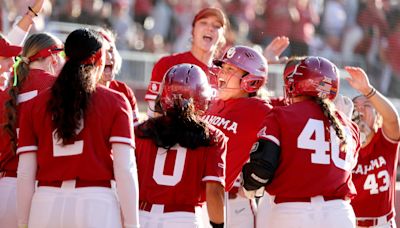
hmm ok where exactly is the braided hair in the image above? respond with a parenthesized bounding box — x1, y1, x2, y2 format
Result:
(315, 97, 347, 148)
(4, 33, 60, 154)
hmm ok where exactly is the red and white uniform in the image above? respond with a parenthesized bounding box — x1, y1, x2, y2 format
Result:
(17, 86, 134, 228)
(135, 125, 226, 227)
(109, 80, 139, 124)
(145, 52, 218, 101)
(0, 69, 56, 173)
(17, 86, 134, 179)
(204, 97, 272, 190)
(351, 129, 399, 227)
(0, 69, 55, 228)
(204, 97, 272, 228)
(260, 100, 360, 228)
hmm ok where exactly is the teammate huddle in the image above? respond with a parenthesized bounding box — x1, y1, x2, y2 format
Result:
(0, 4, 399, 228)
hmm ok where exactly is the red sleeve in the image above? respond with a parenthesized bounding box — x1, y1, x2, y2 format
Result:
(16, 100, 38, 155)
(145, 57, 171, 101)
(111, 81, 139, 124)
(110, 93, 135, 148)
(203, 128, 227, 186)
(258, 110, 281, 146)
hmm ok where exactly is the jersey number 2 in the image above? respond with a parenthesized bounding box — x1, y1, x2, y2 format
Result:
(52, 119, 84, 157)
(298, 119, 356, 171)
(153, 145, 187, 186)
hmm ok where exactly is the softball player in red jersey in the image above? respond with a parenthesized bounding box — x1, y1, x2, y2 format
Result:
(145, 7, 227, 117)
(145, 7, 289, 118)
(0, 37, 22, 228)
(254, 95, 350, 228)
(136, 64, 227, 228)
(16, 28, 139, 228)
(242, 56, 361, 228)
(98, 28, 140, 125)
(0, 32, 64, 228)
(203, 45, 271, 228)
(345, 67, 400, 228)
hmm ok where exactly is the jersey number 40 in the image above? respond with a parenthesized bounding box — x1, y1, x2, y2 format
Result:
(297, 119, 357, 172)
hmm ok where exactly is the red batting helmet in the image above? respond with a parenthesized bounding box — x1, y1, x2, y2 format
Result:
(213, 45, 268, 93)
(283, 56, 339, 100)
(159, 63, 213, 112)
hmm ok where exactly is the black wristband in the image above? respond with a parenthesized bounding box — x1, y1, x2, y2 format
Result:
(210, 221, 224, 228)
(28, 6, 38, 17)
(364, 87, 376, 99)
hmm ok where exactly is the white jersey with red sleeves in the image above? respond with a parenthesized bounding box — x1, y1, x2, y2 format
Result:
(351, 128, 399, 217)
(0, 69, 56, 172)
(203, 97, 272, 191)
(16, 86, 134, 181)
(261, 100, 360, 198)
(135, 125, 226, 206)
(145, 51, 217, 101)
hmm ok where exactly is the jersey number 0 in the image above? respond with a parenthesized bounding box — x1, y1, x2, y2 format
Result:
(153, 145, 187, 186)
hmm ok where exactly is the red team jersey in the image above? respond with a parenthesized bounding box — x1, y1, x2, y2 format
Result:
(351, 129, 399, 217)
(135, 125, 227, 206)
(16, 86, 134, 181)
(145, 52, 218, 101)
(0, 69, 56, 172)
(203, 97, 272, 190)
(261, 100, 360, 198)
(109, 80, 139, 124)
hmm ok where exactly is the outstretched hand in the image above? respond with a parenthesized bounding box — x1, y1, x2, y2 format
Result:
(344, 66, 372, 95)
(263, 36, 290, 64)
(32, 0, 46, 14)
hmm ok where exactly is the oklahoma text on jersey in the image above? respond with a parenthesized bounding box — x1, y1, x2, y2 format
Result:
(353, 156, 387, 175)
(202, 115, 238, 134)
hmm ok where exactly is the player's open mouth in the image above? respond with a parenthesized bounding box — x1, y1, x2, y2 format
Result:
(104, 64, 113, 73)
(203, 35, 213, 42)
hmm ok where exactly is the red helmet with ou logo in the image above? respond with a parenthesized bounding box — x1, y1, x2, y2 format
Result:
(213, 45, 268, 93)
(283, 56, 339, 100)
(159, 63, 213, 112)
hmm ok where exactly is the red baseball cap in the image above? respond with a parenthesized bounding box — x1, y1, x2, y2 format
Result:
(0, 37, 22, 58)
(192, 7, 227, 28)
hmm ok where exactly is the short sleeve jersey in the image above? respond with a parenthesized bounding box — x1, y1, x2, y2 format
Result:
(109, 80, 139, 124)
(135, 125, 227, 206)
(261, 100, 360, 198)
(16, 86, 134, 181)
(203, 97, 272, 190)
(351, 128, 399, 217)
(0, 69, 56, 172)
(145, 51, 217, 101)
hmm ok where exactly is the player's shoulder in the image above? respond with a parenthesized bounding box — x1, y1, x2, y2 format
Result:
(240, 97, 272, 112)
(156, 52, 188, 65)
(109, 80, 133, 92)
(22, 69, 56, 91)
(96, 85, 128, 103)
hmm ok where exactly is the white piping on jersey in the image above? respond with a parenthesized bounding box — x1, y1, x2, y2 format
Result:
(16, 145, 38, 154)
(381, 129, 400, 144)
(202, 176, 225, 186)
(262, 135, 280, 146)
(144, 94, 157, 100)
(17, 90, 38, 104)
(110, 136, 134, 146)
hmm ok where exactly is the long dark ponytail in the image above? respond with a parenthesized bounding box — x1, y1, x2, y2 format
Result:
(48, 28, 103, 145)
